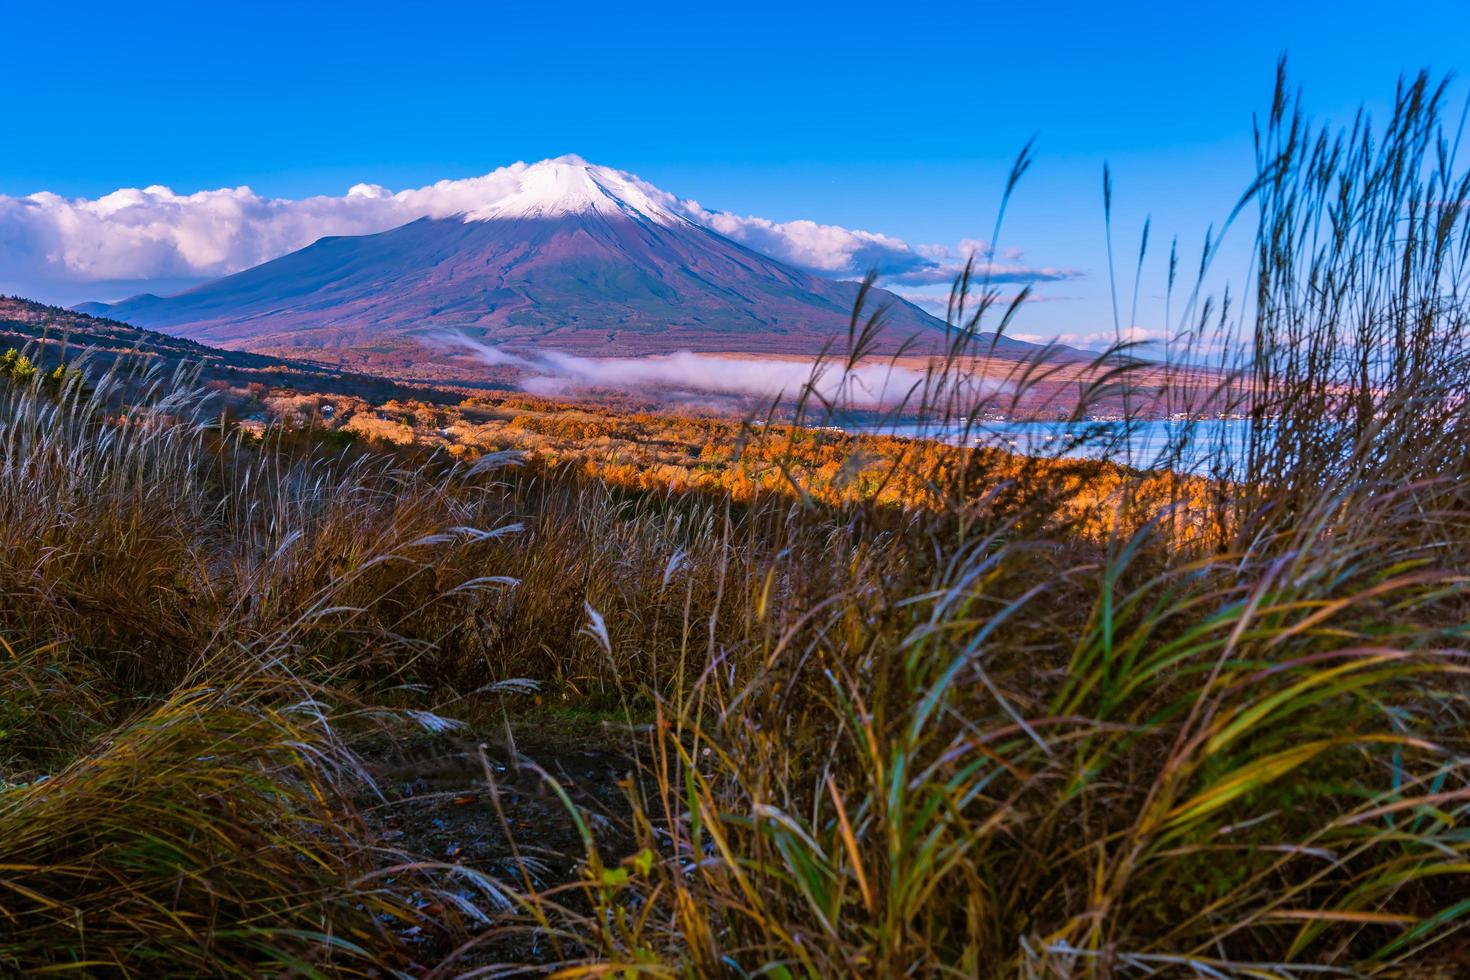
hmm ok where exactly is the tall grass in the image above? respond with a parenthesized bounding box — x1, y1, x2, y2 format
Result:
(3, 65, 1470, 977)
(459, 67, 1470, 976)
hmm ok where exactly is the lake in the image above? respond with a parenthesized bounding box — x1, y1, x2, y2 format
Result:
(846, 418, 1261, 475)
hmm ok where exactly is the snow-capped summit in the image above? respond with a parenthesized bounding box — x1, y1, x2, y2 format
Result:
(462, 155, 684, 226)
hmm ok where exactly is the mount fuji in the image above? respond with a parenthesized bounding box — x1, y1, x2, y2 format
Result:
(80, 156, 1043, 373)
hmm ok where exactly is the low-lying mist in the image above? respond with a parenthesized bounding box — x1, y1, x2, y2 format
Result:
(440, 333, 1001, 409)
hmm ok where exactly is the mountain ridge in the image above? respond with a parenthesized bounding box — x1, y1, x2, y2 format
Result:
(80, 157, 1058, 378)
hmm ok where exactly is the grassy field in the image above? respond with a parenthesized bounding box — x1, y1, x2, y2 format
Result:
(3, 67, 1470, 977)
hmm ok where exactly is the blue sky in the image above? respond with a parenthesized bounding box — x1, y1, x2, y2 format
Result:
(2, 0, 1466, 342)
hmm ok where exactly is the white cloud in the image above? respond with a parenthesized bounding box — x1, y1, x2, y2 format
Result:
(890, 286, 1074, 319)
(0, 172, 530, 288)
(682, 205, 928, 278)
(681, 210, 1081, 288)
(1052, 326, 1163, 351)
(0, 155, 1082, 303)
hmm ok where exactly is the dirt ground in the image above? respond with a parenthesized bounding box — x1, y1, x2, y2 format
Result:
(356, 718, 643, 971)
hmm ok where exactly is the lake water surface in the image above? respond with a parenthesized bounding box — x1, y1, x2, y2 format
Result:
(848, 419, 1261, 475)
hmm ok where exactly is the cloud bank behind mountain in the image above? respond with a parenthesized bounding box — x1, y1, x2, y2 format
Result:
(0, 155, 1080, 306)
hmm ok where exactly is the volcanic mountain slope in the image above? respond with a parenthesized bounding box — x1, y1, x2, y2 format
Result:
(81, 157, 1053, 376)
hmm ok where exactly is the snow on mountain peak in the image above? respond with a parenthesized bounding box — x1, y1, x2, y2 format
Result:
(461, 156, 684, 226)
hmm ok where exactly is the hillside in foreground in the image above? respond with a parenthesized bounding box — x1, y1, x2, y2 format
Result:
(0, 295, 467, 404)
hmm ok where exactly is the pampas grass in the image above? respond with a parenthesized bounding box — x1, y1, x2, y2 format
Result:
(3, 63, 1469, 976)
